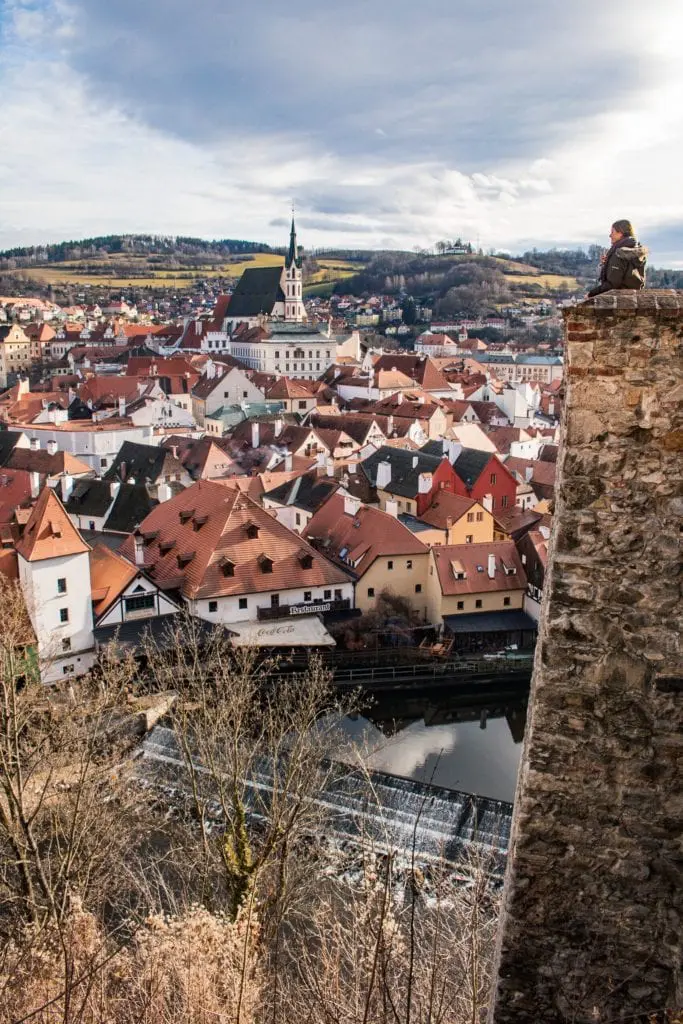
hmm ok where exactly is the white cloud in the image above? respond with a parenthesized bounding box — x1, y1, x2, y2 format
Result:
(1, 0, 683, 260)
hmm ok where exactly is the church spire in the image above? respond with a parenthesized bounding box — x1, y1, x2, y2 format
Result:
(286, 215, 298, 269)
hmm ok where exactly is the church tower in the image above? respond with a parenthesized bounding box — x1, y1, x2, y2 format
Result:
(283, 218, 306, 322)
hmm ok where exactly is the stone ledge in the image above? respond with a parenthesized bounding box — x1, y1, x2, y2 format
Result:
(563, 289, 683, 321)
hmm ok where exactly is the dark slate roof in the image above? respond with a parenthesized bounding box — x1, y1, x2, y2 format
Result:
(419, 440, 445, 458)
(227, 266, 286, 318)
(63, 479, 114, 517)
(0, 430, 25, 467)
(360, 446, 443, 498)
(104, 441, 167, 484)
(452, 448, 491, 487)
(104, 483, 158, 534)
(94, 614, 235, 653)
(443, 610, 537, 634)
(263, 472, 339, 513)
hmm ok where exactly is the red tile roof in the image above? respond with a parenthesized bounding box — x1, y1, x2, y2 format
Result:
(89, 543, 137, 619)
(416, 492, 477, 529)
(119, 482, 349, 600)
(431, 541, 527, 596)
(306, 493, 427, 576)
(16, 486, 90, 562)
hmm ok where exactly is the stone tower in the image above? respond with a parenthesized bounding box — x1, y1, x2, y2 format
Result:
(489, 291, 682, 1022)
(283, 217, 306, 322)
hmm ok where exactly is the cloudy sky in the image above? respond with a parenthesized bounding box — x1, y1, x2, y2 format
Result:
(1, 0, 683, 262)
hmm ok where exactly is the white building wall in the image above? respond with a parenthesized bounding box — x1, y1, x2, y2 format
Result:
(18, 550, 95, 683)
(187, 580, 354, 625)
(22, 425, 156, 473)
(98, 575, 179, 626)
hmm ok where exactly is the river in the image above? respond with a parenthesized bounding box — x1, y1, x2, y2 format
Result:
(338, 685, 528, 803)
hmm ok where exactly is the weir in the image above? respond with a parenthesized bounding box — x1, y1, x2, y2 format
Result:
(489, 291, 683, 1022)
(141, 724, 513, 873)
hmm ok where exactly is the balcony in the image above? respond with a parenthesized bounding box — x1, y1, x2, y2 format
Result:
(257, 598, 351, 622)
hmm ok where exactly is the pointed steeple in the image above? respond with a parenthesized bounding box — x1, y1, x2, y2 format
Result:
(286, 216, 298, 269)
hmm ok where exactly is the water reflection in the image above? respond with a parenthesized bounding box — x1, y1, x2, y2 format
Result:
(339, 688, 527, 804)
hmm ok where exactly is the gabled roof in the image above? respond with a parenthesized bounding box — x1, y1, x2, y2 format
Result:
(104, 441, 178, 485)
(306, 493, 428, 576)
(371, 354, 451, 391)
(8, 448, 92, 477)
(63, 478, 114, 518)
(104, 484, 158, 534)
(16, 486, 90, 562)
(89, 543, 137, 619)
(452, 448, 493, 487)
(416, 492, 477, 529)
(263, 472, 339, 514)
(0, 430, 26, 466)
(118, 482, 348, 600)
(431, 541, 527, 597)
(360, 446, 444, 498)
(227, 266, 286, 318)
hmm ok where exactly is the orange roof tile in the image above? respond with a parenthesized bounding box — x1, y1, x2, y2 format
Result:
(306, 493, 427, 576)
(89, 544, 138, 619)
(119, 481, 349, 600)
(15, 486, 90, 562)
(431, 541, 527, 596)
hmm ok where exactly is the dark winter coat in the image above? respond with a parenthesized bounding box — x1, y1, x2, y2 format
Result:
(587, 236, 647, 297)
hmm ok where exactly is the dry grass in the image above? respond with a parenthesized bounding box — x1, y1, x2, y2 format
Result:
(14, 252, 364, 290)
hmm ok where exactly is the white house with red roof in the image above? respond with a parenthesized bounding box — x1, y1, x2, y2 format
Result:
(16, 487, 96, 682)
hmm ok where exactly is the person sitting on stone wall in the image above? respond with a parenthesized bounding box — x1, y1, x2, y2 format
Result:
(587, 219, 647, 297)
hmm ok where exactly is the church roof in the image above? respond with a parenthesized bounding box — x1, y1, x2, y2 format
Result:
(286, 217, 301, 269)
(16, 486, 90, 562)
(227, 266, 286, 318)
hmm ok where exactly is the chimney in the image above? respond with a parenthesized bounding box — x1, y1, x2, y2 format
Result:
(157, 482, 173, 502)
(30, 437, 40, 451)
(46, 439, 58, 456)
(525, 465, 534, 482)
(134, 534, 145, 567)
(118, 395, 126, 417)
(274, 417, 284, 438)
(385, 498, 399, 518)
(482, 494, 493, 512)
(109, 481, 121, 499)
(348, 461, 357, 475)
(62, 473, 73, 501)
(251, 422, 260, 449)
(171, 445, 178, 460)
(418, 472, 432, 494)
(326, 457, 334, 478)
(376, 460, 392, 490)
(488, 553, 496, 579)
(284, 452, 293, 472)
(447, 441, 463, 464)
(29, 471, 41, 499)
(343, 495, 361, 517)
(412, 455, 419, 469)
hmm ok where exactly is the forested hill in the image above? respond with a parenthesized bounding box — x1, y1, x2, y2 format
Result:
(0, 235, 274, 264)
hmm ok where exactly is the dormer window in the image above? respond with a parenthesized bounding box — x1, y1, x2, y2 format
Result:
(244, 521, 259, 539)
(258, 554, 273, 574)
(179, 509, 194, 524)
(177, 551, 194, 567)
(298, 550, 313, 570)
(220, 556, 235, 578)
(192, 514, 208, 532)
(159, 539, 176, 554)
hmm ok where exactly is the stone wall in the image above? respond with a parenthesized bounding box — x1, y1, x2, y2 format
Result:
(489, 291, 683, 1023)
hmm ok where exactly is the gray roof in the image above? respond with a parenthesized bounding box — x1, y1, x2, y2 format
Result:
(227, 266, 286, 318)
(63, 479, 113, 517)
(361, 445, 443, 498)
(263, 473, 338, 513)
(452, 448, 491, 487)
(104, 483, 158, 534)
(0, 429, 25, 466)
(104, 441, 168, 484)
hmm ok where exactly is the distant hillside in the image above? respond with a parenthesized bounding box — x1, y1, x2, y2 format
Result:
(0, 234, 274, 264)
(334, 251, 584, 315)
